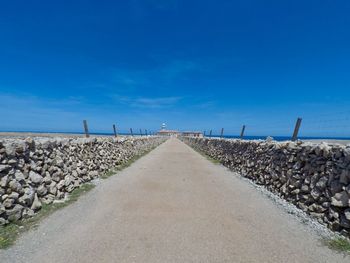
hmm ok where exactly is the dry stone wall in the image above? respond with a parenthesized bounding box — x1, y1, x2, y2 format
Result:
(0, 136, 165, 225)
(182, 137, 350, 237)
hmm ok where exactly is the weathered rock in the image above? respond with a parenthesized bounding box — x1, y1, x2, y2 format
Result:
(51, 171, 63, 182)
(7, 204, 24, 222)
(31, 193, 42, 211)
(340, 170, 350, 185)
(0, 217, 8, 225)
(42, 194, 55, 205)
(15, 170, 26, 182)
(340, 215, 350, 229)
(18, 191, 34, 206)
(43, 174, 52, 184)
(56, 180, 65, 190)
(88, 171, 99, 178)
(331, 191, 350, 207)
(315, 177, 327, 190)
(0, 136, 164, 225)
(22, 208, 35, 219)
(0, 164, 12, 173)
(29, 171, 43, 184)
(9, 192, 19, 200)
(0, 203, 6, 215)
(3, 198, 15, 208)
(329, 181, 343, 195)
(9, 180, 23, 193)
(311, 188, 321, 200)
(345, 209, 350, 221)
(37, 184, 48, 196)
(182, 137, 350, 238)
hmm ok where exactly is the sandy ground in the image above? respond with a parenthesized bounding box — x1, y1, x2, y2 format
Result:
(0, 138, 349, 263)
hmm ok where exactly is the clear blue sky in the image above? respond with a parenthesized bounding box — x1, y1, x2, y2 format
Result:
(1, 0, 350, 136)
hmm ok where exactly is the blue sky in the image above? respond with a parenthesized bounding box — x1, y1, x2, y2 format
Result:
(1, 0, 350, 136)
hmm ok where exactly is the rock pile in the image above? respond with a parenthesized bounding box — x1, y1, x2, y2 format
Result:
(0, 136, 165, 225)
(182, 137, 350, 237)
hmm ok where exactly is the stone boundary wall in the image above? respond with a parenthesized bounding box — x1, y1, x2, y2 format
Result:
(182, 137, 350, 237)
(0, 136, 166, 225)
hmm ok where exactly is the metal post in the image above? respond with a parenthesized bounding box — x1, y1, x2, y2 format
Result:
(203, 131, 206, 137)
(83, 120, 89, 138)
(240, 125, 246, 139)
(130, 128, 134, 136)
(209, 130, 212, 138)
(113, 124, 117, 137)
(291, 118, 302, 141)
(145, 129, 148, 136)
(139, 129, 143, 136)
(220, 128, 224, 138)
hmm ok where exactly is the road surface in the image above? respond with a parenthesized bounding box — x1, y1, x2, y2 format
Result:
(0, 138, 348, 262)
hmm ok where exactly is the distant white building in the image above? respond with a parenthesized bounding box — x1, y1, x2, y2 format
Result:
(156, 123, 203, 138)
(181, 131, 203, 138)
(157, 123, 180, 137)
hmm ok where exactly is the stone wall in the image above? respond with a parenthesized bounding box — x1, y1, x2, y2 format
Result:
(0, 136, 166, 225)
(182, 137, 350, 237)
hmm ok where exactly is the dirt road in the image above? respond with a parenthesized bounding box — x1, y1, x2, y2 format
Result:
(0, 138, 348, 262)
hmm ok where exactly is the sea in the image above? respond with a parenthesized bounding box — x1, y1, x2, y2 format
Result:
(2, 131, 350, 142)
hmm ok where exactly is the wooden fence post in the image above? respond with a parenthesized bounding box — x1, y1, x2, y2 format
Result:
(220, 128, 224, 138)
(83, 120, 89, 138)
(113, 124, 117, 137)
(292, 118, 302, 141)
(130, 128, 134, 137)
(240, 125, 246, 139)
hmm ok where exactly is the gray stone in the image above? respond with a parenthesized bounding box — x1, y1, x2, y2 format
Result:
(340, 215, 350, 229)
(7, 204, 24, 222)
(0, 217, 8, 225)
(301, 184, 310, 193)
(51, 170, 63, 182)
(0, 203, 5, 215)
(88, 171, 98, 178)
(42, 194, 55, 205)
(0, 175, 9, 187)
(329, 181, 343, 195)
(0, 164, 11, 173)
(37, 184, 47, 196)
(66, 184, 75, 193)
(3, 198, 15, 208)
(31, 193, 42, 211)
(331, 191, 349, 207)
(9, 192, 19, 200)
(43, 174, 52, 184)
(311, 188, 321, 200)
(64, 176, 73, 186)
(15, 170, 25, 182)
(9, 180, 23, 193)
(345, 209, 350, 221)
(22, 208, 35, 219)
(339, 170, 350, 185)
(57, 180, 65, 190)
(54, 157, 64, 168)
(29, 170, 43, 184)
(18, 192, 34, 206)
(315, 177, 327, 190)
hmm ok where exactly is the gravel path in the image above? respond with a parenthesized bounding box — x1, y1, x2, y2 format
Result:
(0, 137, 349, 263)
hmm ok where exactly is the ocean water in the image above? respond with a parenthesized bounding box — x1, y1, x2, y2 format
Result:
(208, 135, 350, 142)
(2, 131, 350, 142)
